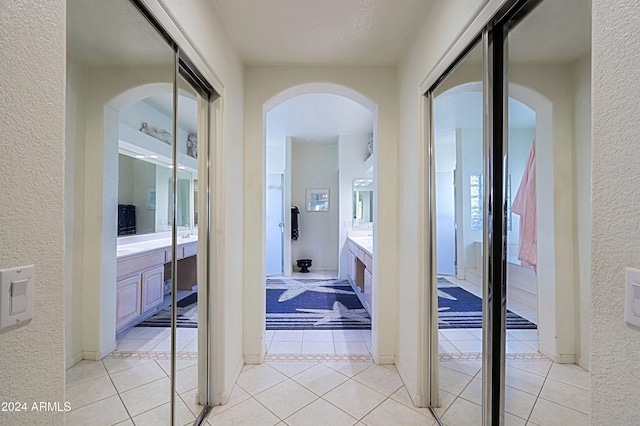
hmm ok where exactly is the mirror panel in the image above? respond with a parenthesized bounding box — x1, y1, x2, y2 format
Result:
(117, 95, 198, 236)
(353, 178, 374, 227)
(431, 39, 484, 422)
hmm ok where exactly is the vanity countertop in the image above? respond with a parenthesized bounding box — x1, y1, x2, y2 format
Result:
(348, 235, 373, 257)
(117, 236, 198, 259)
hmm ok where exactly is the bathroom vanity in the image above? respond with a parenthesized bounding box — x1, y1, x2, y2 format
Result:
(347, 235, 373, 315)
(115, 236, 198, 333)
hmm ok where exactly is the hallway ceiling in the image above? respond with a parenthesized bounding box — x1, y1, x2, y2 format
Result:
(211, 0, 433, 65)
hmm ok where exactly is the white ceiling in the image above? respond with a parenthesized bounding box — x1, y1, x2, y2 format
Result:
(67, 0, 591, 143)
(212, 0, 432, 66)
(267, 94, 374, 145)
(67, 0, 173, 67)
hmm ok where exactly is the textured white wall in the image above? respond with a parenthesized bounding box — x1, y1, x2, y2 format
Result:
(572, 54, 591, 370)
(0, 0, 66, 425)
(591, 0, 640, 422)
(244, 66, 398, 364)
(65, 61, 88, 368)
(291, 142, 339, 271)
(397, 0, 486, 405)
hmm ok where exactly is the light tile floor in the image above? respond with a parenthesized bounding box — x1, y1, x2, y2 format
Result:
(65, 357, 199, 425)
(437, 356, 590, 425)
(436, 327, 591, 425)
(266, 329, 373, 357)
(67, 270, 590, 425)
(435, 277, 590, 424)
(205, 360, 437, 425)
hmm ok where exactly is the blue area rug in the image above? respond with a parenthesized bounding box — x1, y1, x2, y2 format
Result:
(266, 278, 371, 330)
(438, 277, 537, 330)
(136, 293, 198, 328)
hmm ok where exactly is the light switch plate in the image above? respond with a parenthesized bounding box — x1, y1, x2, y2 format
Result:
(625, 267, 640, 328)
(0, 265, 34, 332)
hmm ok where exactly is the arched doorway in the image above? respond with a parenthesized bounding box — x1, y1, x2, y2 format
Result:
(263, 90, 375, 356)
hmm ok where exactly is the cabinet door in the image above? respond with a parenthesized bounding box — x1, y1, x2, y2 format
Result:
(348, 251, 356, 281)
(142, 266, 165, 313)
(116, 275, 142, 332)
(363, 269, 372, 313)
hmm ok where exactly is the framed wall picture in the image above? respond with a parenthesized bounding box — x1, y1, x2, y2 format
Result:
(306, 188, 329, 212)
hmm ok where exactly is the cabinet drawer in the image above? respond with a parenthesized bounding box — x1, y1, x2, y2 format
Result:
(358, 248, 366, 262)
(348, 251, 356, 280)
(165, 247, 186, 262)
(182, 242, 197, 258)
(364, 254, 373, 271)
(117, 250, 164, 280)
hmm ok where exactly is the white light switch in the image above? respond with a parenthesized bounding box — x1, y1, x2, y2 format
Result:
(10, 279, 28, 314)
(625, 267, 640, 328)
(0, 265, 34, 332)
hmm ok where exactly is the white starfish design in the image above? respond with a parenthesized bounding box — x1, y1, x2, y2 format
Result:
(438, 289, 457, 301)
(296, 301, 371, 326)
(267, 279, 355, 302)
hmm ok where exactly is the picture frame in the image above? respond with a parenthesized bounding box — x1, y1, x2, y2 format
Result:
(306, 188, 329, 212)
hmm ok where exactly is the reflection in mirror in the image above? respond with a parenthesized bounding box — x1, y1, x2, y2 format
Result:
(117, 96, 198, 236)
(431, 39, 483, 422)
(353, 178, 373, 227)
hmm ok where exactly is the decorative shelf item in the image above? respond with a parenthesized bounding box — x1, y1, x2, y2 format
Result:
(140, 121, 172, 145)
(186, 133, 198, 158)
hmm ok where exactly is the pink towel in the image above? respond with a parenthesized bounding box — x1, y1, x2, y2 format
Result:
(511, 141, 537, 270)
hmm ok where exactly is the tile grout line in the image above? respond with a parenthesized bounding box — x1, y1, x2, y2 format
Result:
(103, 359, 136, 425)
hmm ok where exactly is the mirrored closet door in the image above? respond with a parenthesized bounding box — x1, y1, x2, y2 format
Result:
(67, 0, 214, 423)
(427, 0, 591, 424)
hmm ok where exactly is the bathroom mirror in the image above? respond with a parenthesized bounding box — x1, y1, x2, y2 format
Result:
(353, 178, 374, 227)
(118, 153, 197, 235)
(117, 95, 198, 236)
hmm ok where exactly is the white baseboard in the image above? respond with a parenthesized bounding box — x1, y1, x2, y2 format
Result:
(244, 352, 264, 364)
(539, 345, 576, 364)
(82, 340, 117, 361)
(396, 361, 424, 407)
(219, 358, 244, 405)
(66, 352, 84, 370)
(575, 355, 590, 371)
(376, 354, 395, 365)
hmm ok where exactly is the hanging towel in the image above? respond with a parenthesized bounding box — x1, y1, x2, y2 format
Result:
(511, 140, 537, 270)
(291, 206, 300, 240)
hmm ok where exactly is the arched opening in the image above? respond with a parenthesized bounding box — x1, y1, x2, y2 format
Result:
(433, 78, 577, 365)
(261, 83, 381, 358)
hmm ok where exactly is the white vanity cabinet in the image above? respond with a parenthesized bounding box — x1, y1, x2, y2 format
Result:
(116, 274, 142, 332)
(116, 249, 165, 333)
(348, 250, 357, 282)
(347, 237, 373, 316)
(115, 240, 197, 333)
(363, 268, 372, 313)
(141, 266, 164, 313)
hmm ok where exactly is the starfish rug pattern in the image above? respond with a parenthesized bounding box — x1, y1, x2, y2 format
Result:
(437, 277, 537, 330)
(266, 278, 371, 330)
